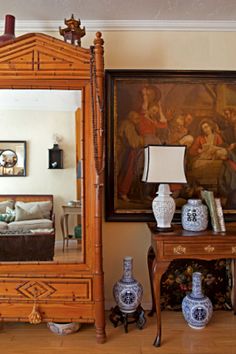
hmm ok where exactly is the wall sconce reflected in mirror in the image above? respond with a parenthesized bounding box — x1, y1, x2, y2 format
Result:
(48, 144, 63, 169)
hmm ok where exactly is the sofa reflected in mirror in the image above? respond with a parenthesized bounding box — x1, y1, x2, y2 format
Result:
(0, 141, 26, 176)
(0, 194, 55, 261)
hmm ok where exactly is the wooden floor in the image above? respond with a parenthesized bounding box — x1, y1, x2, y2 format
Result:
(54, 240, 83, 263)
(1, 310, 236, 353)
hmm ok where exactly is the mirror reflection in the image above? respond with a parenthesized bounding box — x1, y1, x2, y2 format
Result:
(0, 149, 17, 168)
(0, 141, 26, 176)
(0, 89, 83, 264)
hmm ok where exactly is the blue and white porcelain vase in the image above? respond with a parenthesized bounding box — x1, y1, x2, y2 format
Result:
(113, 256, 143, 313)
(181, 199, 208, 232)
(182, 272, 213, 329)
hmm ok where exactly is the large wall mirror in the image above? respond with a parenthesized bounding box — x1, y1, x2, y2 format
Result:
(0, 89, 84, 263)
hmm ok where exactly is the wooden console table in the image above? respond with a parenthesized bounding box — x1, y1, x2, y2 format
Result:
(60, 205, 81, 251)
(148, 223, 236, 347)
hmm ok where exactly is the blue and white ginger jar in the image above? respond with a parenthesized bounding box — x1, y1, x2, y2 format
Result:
(113, 256, 143, 314)
(182, 199, 208, 232)
(182, 272, 213, 329)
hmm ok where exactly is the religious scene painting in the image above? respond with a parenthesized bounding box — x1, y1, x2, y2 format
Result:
(105, 70, 236, 221)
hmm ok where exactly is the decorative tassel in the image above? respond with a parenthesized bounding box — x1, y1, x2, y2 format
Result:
(28, 302, 42, 324)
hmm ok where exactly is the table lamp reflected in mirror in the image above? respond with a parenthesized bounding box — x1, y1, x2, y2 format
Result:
(142, 144, 187, 231)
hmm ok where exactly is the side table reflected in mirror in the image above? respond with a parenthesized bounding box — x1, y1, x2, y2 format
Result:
(60, 204, 82, 252)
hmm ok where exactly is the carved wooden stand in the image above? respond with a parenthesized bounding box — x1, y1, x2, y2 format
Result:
(109, 305, 146, 333)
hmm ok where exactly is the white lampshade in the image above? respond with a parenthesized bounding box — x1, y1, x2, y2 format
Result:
(142, 145, 187, 184)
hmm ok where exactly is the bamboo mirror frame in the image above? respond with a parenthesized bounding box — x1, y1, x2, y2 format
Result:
(0, 31, 106, 344)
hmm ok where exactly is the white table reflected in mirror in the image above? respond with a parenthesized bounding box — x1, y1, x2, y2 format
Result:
(60, 204, 82, 252)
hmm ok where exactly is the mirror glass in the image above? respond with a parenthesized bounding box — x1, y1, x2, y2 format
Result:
(0, 150, 18, 168)
(0, 89, 83, 264)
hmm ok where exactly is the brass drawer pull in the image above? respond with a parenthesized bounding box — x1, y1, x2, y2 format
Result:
(204, 245, 215, 253)
(173, 245, 186, 255)
(232, 247, 236, 254)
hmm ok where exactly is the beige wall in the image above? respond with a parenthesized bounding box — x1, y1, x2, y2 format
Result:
(0, 109, 77, 239)
(84, 30, 236, 70)
(83, 30, 236, 309)
(15, 29, 236, 308)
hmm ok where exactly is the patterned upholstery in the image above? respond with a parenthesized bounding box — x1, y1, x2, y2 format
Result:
(161, 258, 232, 311)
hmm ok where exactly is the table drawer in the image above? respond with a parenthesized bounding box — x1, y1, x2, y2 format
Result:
(163, 243, 236, 257)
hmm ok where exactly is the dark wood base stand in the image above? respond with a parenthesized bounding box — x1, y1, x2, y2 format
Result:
(109, 305, 146, 333)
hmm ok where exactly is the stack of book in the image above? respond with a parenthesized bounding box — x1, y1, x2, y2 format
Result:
(201, 190, 226, 233)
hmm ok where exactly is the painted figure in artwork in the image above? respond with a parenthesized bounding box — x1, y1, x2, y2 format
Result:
(117, 85, 169, 202)
(139, 86, 168, 145)
(189, 119, 224, 160)
(117, 111, 143, 202)
(219, 143, 236, 208)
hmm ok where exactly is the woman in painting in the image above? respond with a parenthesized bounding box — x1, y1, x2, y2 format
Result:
(189, 119, 224, 159)
(139, 85, 169, 144)
(187, 119, 228, 196)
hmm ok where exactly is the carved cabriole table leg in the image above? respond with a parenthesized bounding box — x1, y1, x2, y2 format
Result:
(147, 246, 156, 316)
(234, 259, 236, 315)
(152, 258, 170, 347)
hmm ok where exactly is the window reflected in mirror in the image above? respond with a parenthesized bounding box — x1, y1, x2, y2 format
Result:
(0, 90, 83, 264)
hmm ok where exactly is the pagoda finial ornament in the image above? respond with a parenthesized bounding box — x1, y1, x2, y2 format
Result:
(59, 14, 86, 46)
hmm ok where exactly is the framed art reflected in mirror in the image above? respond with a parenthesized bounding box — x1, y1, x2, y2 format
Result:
(0, 140, 26, 176)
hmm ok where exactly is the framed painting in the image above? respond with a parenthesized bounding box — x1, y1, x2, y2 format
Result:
(105, 69, 236, 222)
(0, 140, 26, 176)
